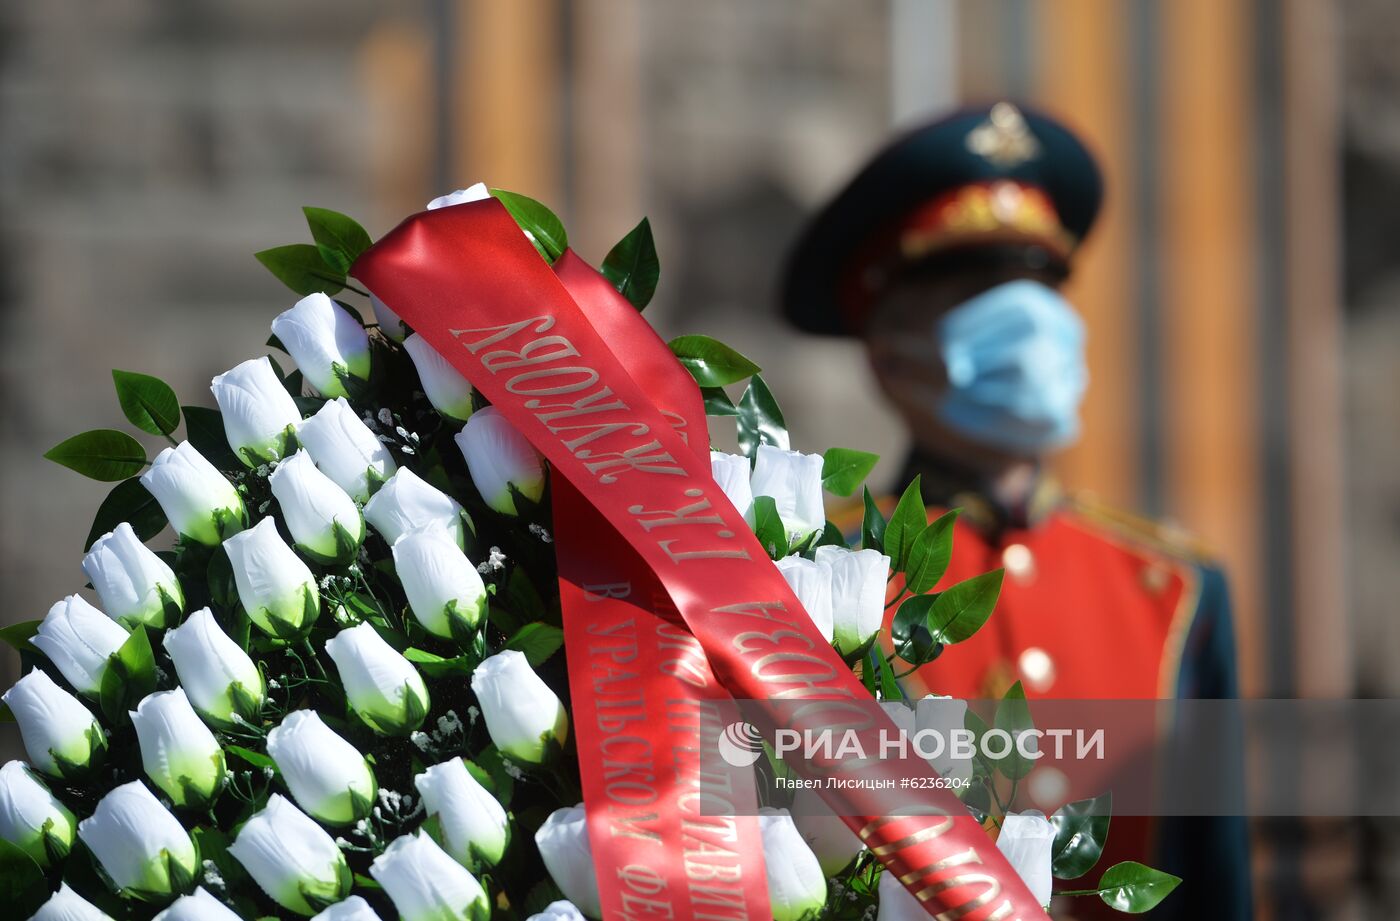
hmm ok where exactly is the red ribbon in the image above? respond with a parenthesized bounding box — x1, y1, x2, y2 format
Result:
(353, 201, 1046, 921)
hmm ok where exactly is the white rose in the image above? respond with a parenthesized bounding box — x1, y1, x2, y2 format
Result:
(130, 688, 226, 809)
(312, 895, 385, 921)
(414, 757, 509, 869)
(153, 887, 244, 921)
(533, 805, 601, 918)
(369, 293, 409, 342)
(916, 695, 974, 785)
(876, 864, 925, 921)
(996, 810, 1055, 908)
(31, 595, 128, 696)
(162, 608, 264, 727)
(1, 671, 105, 779)
(790, 788, 864, 876)
(426, 183, 491, 210)
(140, 442, 246, 545)
(371, 830, 490, 921)
(77, 781, 198, 897)
(758, 807, 828, 921)
(228, 794, 351, 916)
(403, 333, 476, 422)
(0, 760, 76, 868)
(269, 451, 365, 565)
(210, 356, 302, 466)
(813, 546, 890, 656)
(454, 406, 546, 515)
(271, 292, 371, 398)
(710, 451, 754, 524)
(222, 517, 320, 639)
(391, 525, 487, 640)
(82, 522, 185, 629)
(324, 623, 430, 736)
(526, 901, 587, 921)
(470, 650, 569, 765)
(773, 556, 835, 643)
(30, 883, 114, 921)
(750, 445, 826, 542)
(266, 710, 377, 826)
(363, 468, 468, 549)
(296, 397, 397, 503)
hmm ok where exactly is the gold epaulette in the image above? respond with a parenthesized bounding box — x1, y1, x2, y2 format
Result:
(1066, 491, 1217, 564)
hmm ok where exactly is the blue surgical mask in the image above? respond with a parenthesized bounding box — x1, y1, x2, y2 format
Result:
(935, 279, 1088, 454)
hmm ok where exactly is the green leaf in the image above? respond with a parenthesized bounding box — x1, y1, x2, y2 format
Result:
(821, 447, 880, 498)
(993, 680, 1034, 780)
(700, 386, 740, 417)
(0, 620, 41, 655)
(506, 623, 565, 668)
(883, 477, 927, 573)
(112, 370, 181, 436)
(667, 335, 762, 388)
(861, 487, 887, 552)
(1051, 792, 1112, 879)
(85, 478, 167, 551)
(490, 189, 567, 262)
(44, 430, 147, 482)
(736, 375, 788, 456)
(182, 406, 242, 470)
(925, 569, 1002, 644)
(403, 648, 474, 680)
(0, 837, 46, 914)
(601, 217, 660, 310)
(254, 244, 345, 296)
(303, 207, 372, 275)
(876, 647, 901, 700)
(227, 745, 276, 770)
(904, 510, 958, 594)
(751, 495, 790, 559)
(98, 625, 157, 724)
(891, 595, 942, 666)
(1095, 861, 1182, 913)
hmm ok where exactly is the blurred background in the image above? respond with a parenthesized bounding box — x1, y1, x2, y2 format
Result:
(0, 0, 1395, 917)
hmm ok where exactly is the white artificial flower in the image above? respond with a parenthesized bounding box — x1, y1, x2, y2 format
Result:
(773, 556, 835, 643)
(77, 781, 197, 897)
(162, 608, 264, 727)
(82, 522, 185, 629)
(140, 442, 246, 545)
(370, 830, 490, 921)
(710, 451, 754, 524)
(876, 864, 925, 921)
(790, 788, 864, 876)
(813, 545, 890, 656)
(312, 895, 385, 921)
(470, 650, 569, 765)
(454, 407, 546, 515)
(916, 695, 974, 785)
(750, 445, 826, 542)
(996, 811, 1055, 908)
(534, 806, 601, 919)
(31, 595, 128, 696)
(414, 757, 509, 869)
(30, 883, 114, 921)
(1, 671, 105, 778)
(758, 807, 828, 921)
(130, 688, 226, 809)
(526, 901, 587, 921)
(324, 623, 430, 736)
(153, 887, 243, 921)
(269, 451, 365, 564)
(427, 184, 491, 210)
(369, 293, 409, 342)
(404, 333, 476, 422)
(363, 468, 468, 549)
(271, 293, 371, 398)
(228, 794, 350, 916)
(223, 517, 320, 639)
(210, 356, 302, 466)
(0, 760, 76, 868)
(391, 525, 487, 640)
(296, 397, 397, 503)
(266, 710, 377, 825)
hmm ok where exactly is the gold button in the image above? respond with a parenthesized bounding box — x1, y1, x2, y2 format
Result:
(1140, 562, 1170, 594)
(1017, 647, 1056, 693)
(1002, 543, 1035, 583)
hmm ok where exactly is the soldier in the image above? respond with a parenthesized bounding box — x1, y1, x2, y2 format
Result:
(780, 102, 1251, 920)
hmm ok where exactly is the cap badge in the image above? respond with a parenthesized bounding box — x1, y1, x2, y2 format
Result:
(966, 102, 1042, 167)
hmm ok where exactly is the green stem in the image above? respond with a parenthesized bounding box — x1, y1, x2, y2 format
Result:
(1055, 888, 1103, 897)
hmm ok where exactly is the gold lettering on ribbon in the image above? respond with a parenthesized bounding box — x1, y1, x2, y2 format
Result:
(449, 315, 557, 353)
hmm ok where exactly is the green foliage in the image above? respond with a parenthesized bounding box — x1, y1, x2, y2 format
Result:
(505, 622, 565, 667)
(601, 217, 660, 310)
(303, 207, 373, 275)
(1051, 792, 1113, 880)
(86, 478, 167, 551)
(491, 189, 568, 262)
(113, 370, 181, 436)
(254, 243, 346, 296)
(861, 487, 887, 553)
(98, 626, 157, 724)
(821, 448, 880, 498)
(993, 680, 1035, 780)
(736, 375, 788, 456)
(903, 510, 958, 594)
(925, 570, 1002, 644)
(44, 429, 147, 482)
(751, 495, 790, 559)
(182, 405, 242, 470)
(700, 386, 740, 416)
(882, 477, 926, 573)
(667, 335, 762, 388)
(1093, 862, 1182, 913)
(0, 619, 42, 655)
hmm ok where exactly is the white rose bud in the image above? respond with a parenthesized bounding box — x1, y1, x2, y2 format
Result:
(790, 789, 864, 876)
(324, 623, 429, 736)
(710, 451, 755, 524)
(996, 811, 1055, 908)
(223, 517, 320, 640)
(296, 398, 397, 503)
(266, 710, 376, 825)
(758, 807, 828, 921)
(371, 830, 490, 921)
(228, 794, 351, 916)
(426, 183, 491, 210)
(0, 760, 76, 868)
(77, 781, 198, 898)
(271, 293, 371, 398)
(30, 883, 114, 921)
(750, 445, 826, 543)
(773, 556, 835, 644)
(471, 650, 569, 765)
(363, 468, 468, 549)
(269, 451, 365, 565)
(403, 333, 476, 422)
(917, 695, 974, 785)
(162, 608, 264, 727)
(453, 407, 546, 515)
(369, 293, 409, 342)
(414, 758, 509, 869)
(141, 442, 247, 545)
(313, 895, 385, 921)
(534, 806, 601, 919)
(82, 523, 185, 629)
(32, 595, 129, 696)
(813, 546, 890, 656)
(876, 864, 926, 921)
(391, 525, 487, 640)
(526, 902, 587, 921)
(130, 688, 226, 809)
(210, 356, 302, 466)
(2, 671, 105, 779)
(153, 887, 243, 921)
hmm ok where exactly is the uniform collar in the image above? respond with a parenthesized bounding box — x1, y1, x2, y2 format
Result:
(896, 449, 1062, 535)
